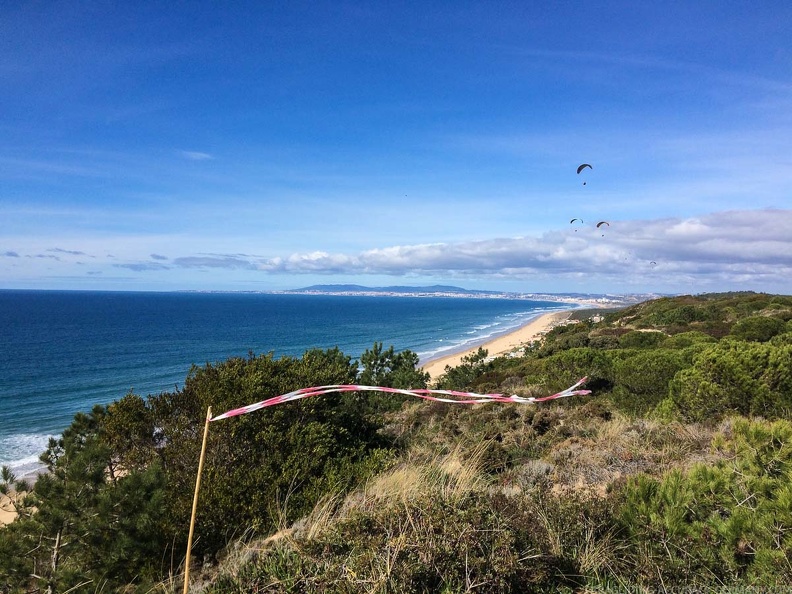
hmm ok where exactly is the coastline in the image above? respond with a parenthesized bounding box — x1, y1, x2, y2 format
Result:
(1, 311, 567, 526)
(421, 309, 574, 381)
(1, 291, 635, 471)
(1, 305, 598, 526)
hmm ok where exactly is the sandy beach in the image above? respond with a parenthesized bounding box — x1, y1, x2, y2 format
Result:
(1, 468, 44, 526)
(1, 493, 20, 526)
(421, 309, 574, 381)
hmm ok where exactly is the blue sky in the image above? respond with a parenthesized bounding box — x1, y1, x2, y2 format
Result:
(2, 1, 791, 294)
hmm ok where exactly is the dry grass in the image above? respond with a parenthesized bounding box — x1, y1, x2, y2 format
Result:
(543, 412, 723, 497)
(351, 439, 492, 511)
(196, 439, 499, 591)
(207, 440, 497, 570)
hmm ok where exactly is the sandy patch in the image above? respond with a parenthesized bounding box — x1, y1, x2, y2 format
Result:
(0, 492, 21, 526)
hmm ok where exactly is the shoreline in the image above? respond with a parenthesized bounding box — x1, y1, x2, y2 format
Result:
(421, 309, 575, 381)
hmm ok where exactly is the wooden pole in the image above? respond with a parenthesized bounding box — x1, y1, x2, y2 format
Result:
(183, 406, 212, 594)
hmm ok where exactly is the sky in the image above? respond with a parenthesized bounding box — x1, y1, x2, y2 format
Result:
(2, 1, 791, 295)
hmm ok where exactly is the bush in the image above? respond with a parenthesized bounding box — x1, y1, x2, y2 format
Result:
(434, 347, 492, 390)
(730, 315, 788, 342)
(610, 350, 687, 415)
(619, 418, 792, 588)
(536, 329, 590, 356)
(669, 341, 792, 422)
(771, 330, 792, 346)
(661, 331, 717, 349)
(588, 334, 620, 350)
(160, 349, 399, 556)
(530, 348, 614, 393)
(0, 346, 412, 592)
(0, 409, 170, 591)
(647, 303, 715, 326)
(619, 330, 666, 349)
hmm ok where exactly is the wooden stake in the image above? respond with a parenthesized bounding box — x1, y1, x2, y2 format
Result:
(183, 406, 212, 594)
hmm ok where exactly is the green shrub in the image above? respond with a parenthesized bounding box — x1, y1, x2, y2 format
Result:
(536, 328, 590, 356)
(648, 303, 715, 326)
(0, 409, 170, 592)
(588, 334, 620, 350)
(619, 330, 666, 349)
(770, 330, 792, 346)
(669, 341, 792, 421)
(730, 315, 788, 342)
(652, 396, 679, 421)
(661, 330, 717, 349)
(619, 418, 792, 588)
(434, 347, 492, 390)
(0, 346, 417, 592)
(531, 348, 614, 393)
(610, 350, 687, 415)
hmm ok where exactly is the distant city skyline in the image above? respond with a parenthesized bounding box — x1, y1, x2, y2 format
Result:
(2, 2, 791, 294)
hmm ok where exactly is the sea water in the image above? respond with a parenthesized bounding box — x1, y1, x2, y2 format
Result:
(0, 290, 567, 473)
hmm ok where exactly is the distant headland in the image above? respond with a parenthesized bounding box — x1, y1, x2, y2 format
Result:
(273, 284, 660, 306)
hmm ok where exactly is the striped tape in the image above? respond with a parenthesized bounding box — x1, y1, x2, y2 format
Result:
(211, 377, 591, 421)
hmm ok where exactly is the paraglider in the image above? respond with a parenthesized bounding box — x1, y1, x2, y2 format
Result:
(569, 218, 584, 232)
(596, 221, 609, 237)
(577, 163, 592, 185)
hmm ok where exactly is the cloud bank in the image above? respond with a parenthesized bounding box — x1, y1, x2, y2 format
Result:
(4, 209, 789, 292)
(242, 209, 792, 280)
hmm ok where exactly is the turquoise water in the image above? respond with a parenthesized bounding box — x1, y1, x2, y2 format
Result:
(0, 290, 567, 471)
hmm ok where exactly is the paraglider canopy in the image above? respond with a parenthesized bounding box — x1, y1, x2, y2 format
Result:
(596, 221, 609, 228)
(569, 218, 583, 224)
(576, 163, 592, 174)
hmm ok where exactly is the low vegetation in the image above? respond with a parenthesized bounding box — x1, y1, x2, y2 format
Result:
(1, 292, 791, 592)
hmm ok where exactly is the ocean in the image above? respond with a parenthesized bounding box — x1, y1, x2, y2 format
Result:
(0, 290, 568, 474)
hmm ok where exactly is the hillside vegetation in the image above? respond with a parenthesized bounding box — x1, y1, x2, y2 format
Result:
(2, 292, 792, 593)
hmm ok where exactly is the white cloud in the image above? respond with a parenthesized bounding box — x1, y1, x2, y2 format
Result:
(48, 247, 91, 257)
(172, 255, 257, 270)
(179, 150, 213, 161)
(114, 262, 170, 272)
(246, 209, 792, 289)
(3, 209, 790, 293)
